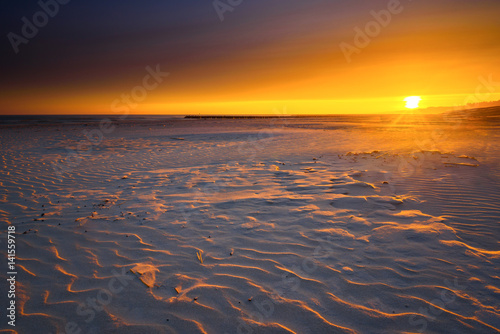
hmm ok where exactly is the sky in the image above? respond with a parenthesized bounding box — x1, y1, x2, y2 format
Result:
(1, 0, 499, 115)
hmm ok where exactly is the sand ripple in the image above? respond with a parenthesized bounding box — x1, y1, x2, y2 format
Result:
(1, 120, 499, 333)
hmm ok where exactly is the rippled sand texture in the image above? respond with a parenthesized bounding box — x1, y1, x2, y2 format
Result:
(1, 114, 499, 333)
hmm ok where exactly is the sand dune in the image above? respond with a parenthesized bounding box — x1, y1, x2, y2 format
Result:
(1, 115, 499, 333)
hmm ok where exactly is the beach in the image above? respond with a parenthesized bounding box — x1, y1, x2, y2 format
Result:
(1, 111, 499, 333)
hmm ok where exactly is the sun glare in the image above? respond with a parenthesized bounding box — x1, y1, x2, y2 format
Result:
(404, 96, 421, 109)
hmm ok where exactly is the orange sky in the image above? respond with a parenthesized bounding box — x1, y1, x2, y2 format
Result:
(1, 1, 499, 115)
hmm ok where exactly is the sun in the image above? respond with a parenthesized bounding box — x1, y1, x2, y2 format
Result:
(404, 96, 422, 109)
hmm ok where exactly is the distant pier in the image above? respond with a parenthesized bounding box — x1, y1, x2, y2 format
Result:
(184, 115, 292, 119)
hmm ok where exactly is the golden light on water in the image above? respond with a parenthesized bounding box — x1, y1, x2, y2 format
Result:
(404, 96, 422, 109)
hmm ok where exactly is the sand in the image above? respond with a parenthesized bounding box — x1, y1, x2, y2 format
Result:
(1, 112, 499, 333)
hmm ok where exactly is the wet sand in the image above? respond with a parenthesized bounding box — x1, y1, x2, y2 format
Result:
(1, 112, 499, 333)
